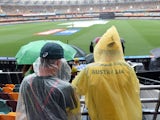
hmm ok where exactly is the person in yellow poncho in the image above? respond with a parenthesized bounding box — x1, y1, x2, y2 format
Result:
(72, 26, 142, 120)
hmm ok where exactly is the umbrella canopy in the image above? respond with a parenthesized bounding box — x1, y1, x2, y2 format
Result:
(15, 40, 76, 65)
(69, 45, 86, 58)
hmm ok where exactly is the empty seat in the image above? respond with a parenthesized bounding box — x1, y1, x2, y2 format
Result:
(0, 87, 2, 92)
(0, 93, 10, 100)
(0, 112, 16, 120)
(13, 87, 19, 92)
(8, 92, 19, 101)
(0, 99, 11, 114)
(13, 84, 21, 92)
(6, 100, 17, 112)
(5, 84, 15, 89)
(15, 84, 20, 87)
(2, 87, 13, 93)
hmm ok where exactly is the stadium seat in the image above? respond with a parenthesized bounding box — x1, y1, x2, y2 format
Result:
(6, 100, 17, 112)
(13, 87, 19, 92)
(8, 92, 19, 101)
(0, 87, 2, 92)
(0, 93, 11, 100)
(2, 87, 13, 93)
(5, 84, 15, 89)
(0, 99, 11, 114)
(13, 84, 20, 92)
(15, 84, 20, 87)
(0, 112, 16, 120)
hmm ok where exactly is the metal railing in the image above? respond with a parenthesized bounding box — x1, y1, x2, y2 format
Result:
(138, 76, 160, 85)
(141, 85, 160, 120)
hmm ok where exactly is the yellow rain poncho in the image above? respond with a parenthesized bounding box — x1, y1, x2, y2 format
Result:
(72, 26, 142, 120)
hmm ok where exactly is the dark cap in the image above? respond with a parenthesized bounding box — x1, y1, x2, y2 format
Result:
(40, 42, 64, 59)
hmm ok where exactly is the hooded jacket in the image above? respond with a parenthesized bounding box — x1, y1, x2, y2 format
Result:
(72, 26, 142, 120)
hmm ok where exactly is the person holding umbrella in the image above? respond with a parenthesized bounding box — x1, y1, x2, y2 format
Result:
(33, 57, 72, 82)
(16, 42, 81, 120)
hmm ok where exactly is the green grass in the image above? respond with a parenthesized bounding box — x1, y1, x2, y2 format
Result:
(0, 19, 160, 57)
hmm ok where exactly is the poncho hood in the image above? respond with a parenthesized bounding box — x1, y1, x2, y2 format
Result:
(94, 26, 124, 62)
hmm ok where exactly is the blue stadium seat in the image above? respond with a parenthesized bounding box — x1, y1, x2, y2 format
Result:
(0, 99, 11, 114)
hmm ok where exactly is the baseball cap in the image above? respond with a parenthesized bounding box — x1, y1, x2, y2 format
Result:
(40, 42, 64, 59)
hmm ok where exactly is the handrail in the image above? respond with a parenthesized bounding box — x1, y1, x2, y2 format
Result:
(140, 85, 160, 120)
(138, 76, 160, 84)
(140, 85, 160, 90)
(141, 98, 159, 103)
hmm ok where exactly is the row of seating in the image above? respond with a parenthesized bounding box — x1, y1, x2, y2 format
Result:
(0, 92, 18, 101)
(0, 84, 20, 92)
(0, 99, 17, 113)
(0, 84, 20, 120)
(0, 112, 16, 120)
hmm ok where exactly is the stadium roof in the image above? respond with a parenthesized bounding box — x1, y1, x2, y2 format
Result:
(0, 0, 159, 6)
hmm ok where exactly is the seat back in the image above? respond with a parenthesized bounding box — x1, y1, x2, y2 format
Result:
(0, 100, 11, 114)
(0, 93, 10, 100)
(6, 100, 17, 112)
(0, 112, 16, 120)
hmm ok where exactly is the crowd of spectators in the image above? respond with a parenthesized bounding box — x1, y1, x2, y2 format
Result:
(0, 1, 159, 14)
(0, 1, 160, 24)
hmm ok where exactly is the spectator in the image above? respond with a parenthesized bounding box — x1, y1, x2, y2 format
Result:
(86, 37, 125, 64)
(33, 57, 72, 82)
(72, 26, 142, 120)
(16, 42, 80, 120)
(70, 58, 80, 83)
(120, 38, 125, 54)
(91, 37, 125, 54)
(89, 37, 101, 53)
(149, 48, 160, 70)
(149, 57, 160, 70)
(89, 41, 94, 53)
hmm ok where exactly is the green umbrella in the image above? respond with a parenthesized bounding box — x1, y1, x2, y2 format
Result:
(15, 40, 76, 65)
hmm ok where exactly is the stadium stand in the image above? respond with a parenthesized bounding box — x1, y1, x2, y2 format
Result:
(0, 0, 160, 24)
(1, 1, 160, 120)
